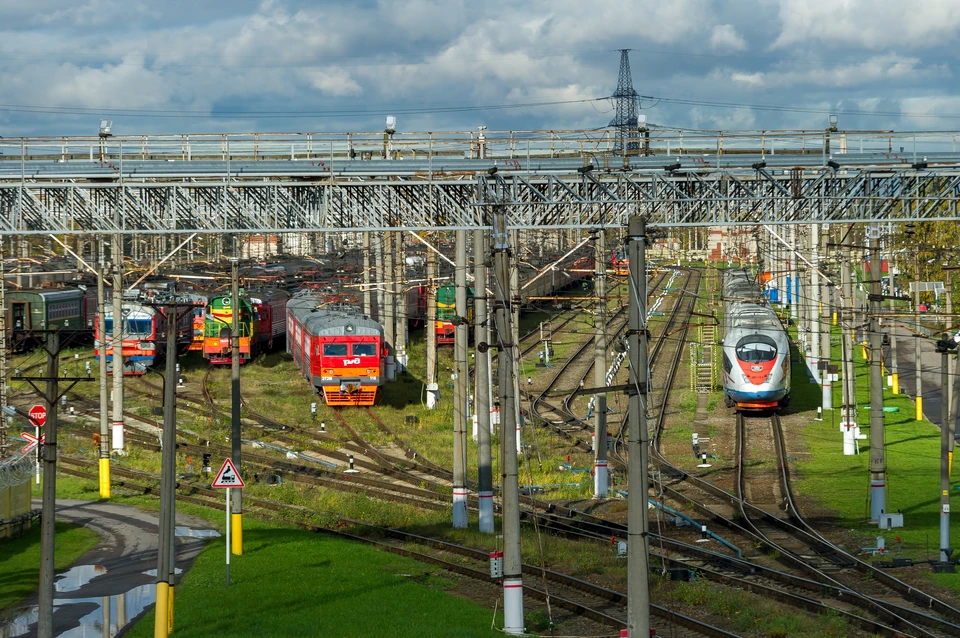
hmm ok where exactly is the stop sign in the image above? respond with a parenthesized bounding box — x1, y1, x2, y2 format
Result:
(29, 404, 47, 427)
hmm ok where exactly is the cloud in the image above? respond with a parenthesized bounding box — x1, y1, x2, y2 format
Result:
(710, 25, 746, 51)
(772, 0, 960, 50)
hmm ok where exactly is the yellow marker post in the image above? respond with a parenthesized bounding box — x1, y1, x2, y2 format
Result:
(154, 582, 169, 638)
(168, 586, 175, 633)
(99, 458, 111, 498)
(232, 514, 243, 555)
(832, 311, 838, 326)
(892, 373, 899, 395)
(950, 451, 954, 479)
(916, 396, 923, 421)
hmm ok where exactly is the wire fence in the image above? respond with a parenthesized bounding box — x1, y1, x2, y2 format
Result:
(0, 450, 36, 490)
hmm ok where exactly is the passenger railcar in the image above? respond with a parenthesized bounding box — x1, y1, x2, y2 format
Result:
(287, 292, 385, 406)
(7, 288, 95, 350)
(720, 269, 791, 411)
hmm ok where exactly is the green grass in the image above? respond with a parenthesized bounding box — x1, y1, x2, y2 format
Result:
(791, 324, 960, 591)
(124, 519, 502, 638)
(0, 521, 100, 612)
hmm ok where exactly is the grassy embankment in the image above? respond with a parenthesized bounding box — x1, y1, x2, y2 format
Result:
(0, 521, 99, 612)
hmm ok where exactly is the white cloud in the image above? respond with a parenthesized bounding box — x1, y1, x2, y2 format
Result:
(772, 0, 960, 50)
(710, 24, 746, 51)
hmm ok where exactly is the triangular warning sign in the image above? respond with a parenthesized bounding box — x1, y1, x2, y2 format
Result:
(211, 458, 245, 488)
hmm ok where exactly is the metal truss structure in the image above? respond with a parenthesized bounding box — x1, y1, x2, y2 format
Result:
(2, 129, 960, 235)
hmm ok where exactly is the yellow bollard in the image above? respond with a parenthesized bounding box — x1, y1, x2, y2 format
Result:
(99, 458, 111, 499)
(232, 513, 243, 555)
(916, 396, 923, 421)
(892, 373, 899, 395)
(832, 311, 838, 326)
(950, 451, 954, 480)
(168, 586, 175, 633)
(154, 582, 169, 638)
(862, 344, 869, 361)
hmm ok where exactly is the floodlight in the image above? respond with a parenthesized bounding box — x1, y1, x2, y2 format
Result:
(99, 120, 112, 137)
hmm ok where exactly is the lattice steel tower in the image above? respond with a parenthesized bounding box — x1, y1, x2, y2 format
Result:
(609, 49, 640, 152)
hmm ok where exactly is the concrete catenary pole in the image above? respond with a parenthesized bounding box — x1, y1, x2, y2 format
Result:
(375, 232, 385, 324)
(790, 224, 799, 321)
(888, 249, 900, 394)
(869, 228, 887, 521)
(915, 250, 923, 420)
(946, 271, 956, 471)
(37, 333, 59, 638)
(821, 227, 833, 411)
(395, 232, 408, 373)
(98, 261, 111, 498)
(362, 232, 372, 317)
(491, 207, 523, 634)
(810, 223, 821, 383)
(230, 259, 243, 554)
(426, 243, 439, 409)
(626, 216, 651, 637)
(593, 227, 608, 499)
(452, 229, 468, 528)
(154, 306, 178, 638)
(384, 231, 395, 380)
(474, 228, 494, 533)
(510, 229, 522, 455)
(840, 239, 856, 426)
(938, 336, 952, 563)
(111, 236, 124, 451)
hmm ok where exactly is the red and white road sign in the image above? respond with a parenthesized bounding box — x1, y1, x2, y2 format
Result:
(211, 458, 245, 488)
(21, 431, 45, 453)
(29, 404, 47, 427)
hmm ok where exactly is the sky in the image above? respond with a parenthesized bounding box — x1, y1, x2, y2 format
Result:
(2, 0, 960, 137)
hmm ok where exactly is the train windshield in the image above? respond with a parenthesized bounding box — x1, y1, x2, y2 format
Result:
(352, 343, 376, 357)
(126, 318, 153, 336)
(323, 344, 348, 356)
(735, 335, 778, 363)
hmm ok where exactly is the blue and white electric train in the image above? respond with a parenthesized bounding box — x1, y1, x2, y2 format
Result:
(721, 269, 791, 411)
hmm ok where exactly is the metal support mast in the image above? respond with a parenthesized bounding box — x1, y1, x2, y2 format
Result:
(384, 231, 395, 380)
(426, 244, 438, 409)
(609, 49, 640, 153)
(36, 333, 59, 638)
(821, 227, 833, 411)
(155, 306, 178, 637)
(938, 336, 953, 564)
(395, 232, 408, 373)
(98, 260, 110, 498)
(626, 216, 651, 637)
(362, 232, 372, 317)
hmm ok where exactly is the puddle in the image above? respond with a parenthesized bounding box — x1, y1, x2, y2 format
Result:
(175, 526, 221, 538)
(55, 565, 108, 593)
(0, 583, 154, 637)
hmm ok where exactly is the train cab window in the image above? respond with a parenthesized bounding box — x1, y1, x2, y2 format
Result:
(323, 343, 348, 356)
(735, 335, 778, 363)
(352, 343, 376, 357)
(126, 318, 153, 336)
(722, 352, 733, 373)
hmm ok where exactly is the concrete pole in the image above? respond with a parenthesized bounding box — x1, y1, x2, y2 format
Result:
(491, 208, 523, 634)
(869, 231, 887, 521)
(790, 224, 799, 321)
(111, 237, 124, 451)
(593, 228, 608, 499)
(452, 229, 468, 528)
(938, 338, 953, 563)
(384, 232, 395, 381)
(154, 306, 178, 637)
(841, 243, 856, 425)
(947, 272, 956, 472)
(230, 259, 243, 555)
(375, 233, 385, 324)
(37, 332, 59, 638)
(510, 229, 522, 455)
(810, 223, 821, 382)
(98, 261, 111, 498)
(626, 216, 651, 637)
(362, 232, 372, 317)
(474, 228, 494, 533)
(916, 253, 923, 420)
(0, 240, 6, 457)
(426, 245, 438, 409)
(821, 228, 833, 411)
(395, 232, 408, 373)
(889, 255, 900, 394)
